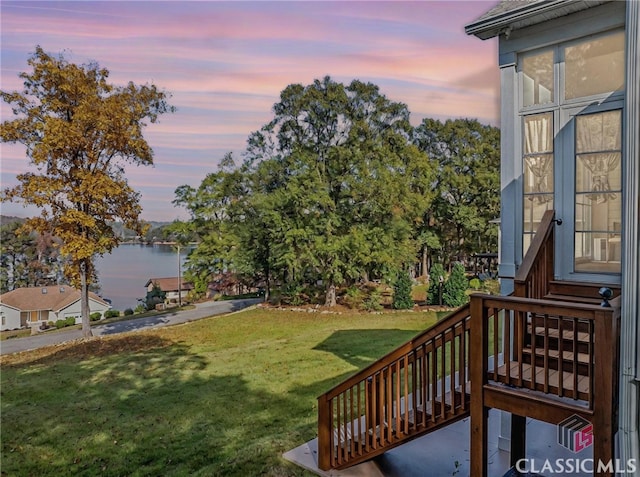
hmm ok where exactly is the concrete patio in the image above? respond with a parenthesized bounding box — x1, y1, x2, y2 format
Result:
(284, 410, 595, 477)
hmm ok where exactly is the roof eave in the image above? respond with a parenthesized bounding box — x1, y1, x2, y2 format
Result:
(465, 0, 588, 40)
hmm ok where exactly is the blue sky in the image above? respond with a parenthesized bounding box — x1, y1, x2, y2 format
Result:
(1, 1, 499, 222)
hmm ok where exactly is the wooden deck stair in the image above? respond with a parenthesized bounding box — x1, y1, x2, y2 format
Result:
(317, 211, 621, 476)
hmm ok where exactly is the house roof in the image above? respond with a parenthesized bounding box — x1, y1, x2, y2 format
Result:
(0, 286, 110, 312)
(145, 277, 194, 292)
(465, 0, 610, 40)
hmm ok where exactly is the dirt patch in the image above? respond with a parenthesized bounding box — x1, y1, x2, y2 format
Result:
(0, 334, 173, 368)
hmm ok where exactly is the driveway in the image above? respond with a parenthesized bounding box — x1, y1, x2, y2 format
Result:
(0, 298, 261, 356)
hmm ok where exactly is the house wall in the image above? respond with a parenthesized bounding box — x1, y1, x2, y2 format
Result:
(59, 299, 110, 324)
(0, 305, 21, 331)
(496, 1, 626, 293)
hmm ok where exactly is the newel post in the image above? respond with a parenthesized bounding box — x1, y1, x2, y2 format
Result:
(317, 395, 332, 470)
(592, 309, 615, 477)
(470, 294, 489, 477)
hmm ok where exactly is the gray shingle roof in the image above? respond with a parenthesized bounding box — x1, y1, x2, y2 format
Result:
(465, 0, 610, 40)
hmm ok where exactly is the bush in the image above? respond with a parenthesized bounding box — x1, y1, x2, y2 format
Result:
(65, 316, 77, 326)
(134, 304, 146, 314)
(123, 308, 134, 316)
(469, 278, 482, 290)
(144, 283, 166, 311)
(443, 263, 468, 307)
(55, 319, 67, 329)
(342, 286, 364, 310)
(47, 321, 55, 328)
(362, 289, 382, 312)
(281, 283, 305, 306)
(104, 310, 120, 319)
(90, 312, 102, 322)
(393, 272, 414, 310)
(427, 264, 446, 305)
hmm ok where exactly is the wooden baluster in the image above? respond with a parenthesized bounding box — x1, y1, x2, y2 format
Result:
(440, 332, 446, 420)
(356, 382, 362, 456)
(504, 309, 511, 383)
(493, 308, 499, 382)
(558, 318, 564, 397)
(531, 312, 537, 390)
(460, 322, 467, 411)
(543, 314, 549, 394)
(450, 328, 456, 415)
(431, 341, 437, 423)
(394, 361, 400, 439)
(349, 386, 355, 459)
(572, 318, 578, 399)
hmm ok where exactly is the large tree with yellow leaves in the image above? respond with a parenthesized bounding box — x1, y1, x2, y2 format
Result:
(1, 46, 174, 337)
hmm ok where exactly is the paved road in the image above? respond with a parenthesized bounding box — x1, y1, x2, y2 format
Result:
(0, 298, 261, 356)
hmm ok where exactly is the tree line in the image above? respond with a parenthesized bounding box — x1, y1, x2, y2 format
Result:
(170, 76, 500, 306)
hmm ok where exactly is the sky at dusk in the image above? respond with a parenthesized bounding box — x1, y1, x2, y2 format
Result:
(1, 1, 499, 222)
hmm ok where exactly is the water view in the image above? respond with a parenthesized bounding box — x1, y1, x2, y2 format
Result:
(94, 244, 189, 311)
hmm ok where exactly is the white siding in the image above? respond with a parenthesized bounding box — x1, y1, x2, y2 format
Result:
(0, 305, 21, 331)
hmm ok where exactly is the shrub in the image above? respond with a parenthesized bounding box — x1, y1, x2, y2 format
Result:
(362, 289, 383, 312)
(393, 272, 414, 310)
(90, 312, 102, 322)
(342, 286, 364, 310)
(47, 321, 55, 328)
(55, 319, 67, 329)
(427, 264, 446, 305)
(65, 316, 77, 326)
(281, 283, 305, 306)
(134, 304, 146, 314)
(443, 263, 468, 307)
(144, 283, 166, 311)
(123, 308, 134, 316)
(469, 278, 482, 290)
(104, 310, 120, 319)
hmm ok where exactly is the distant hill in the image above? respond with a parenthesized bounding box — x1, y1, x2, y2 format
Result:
(1, 215, 172, 241)
(0, 215, 26, 226)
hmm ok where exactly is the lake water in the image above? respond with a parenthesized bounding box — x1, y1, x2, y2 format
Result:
(94, 244, 189, 311)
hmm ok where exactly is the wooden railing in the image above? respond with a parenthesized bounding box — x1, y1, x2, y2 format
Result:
(472, 294, 620, 408)
(515, 209, 555, 299)
(317, 304, 472, 470)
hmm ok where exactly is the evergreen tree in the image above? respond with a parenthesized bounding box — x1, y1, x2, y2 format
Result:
(442, 263, 468, 307)
(427, 263, 446, 305)
(393, 271, 414, 310)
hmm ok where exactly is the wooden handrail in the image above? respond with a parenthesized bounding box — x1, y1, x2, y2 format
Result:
(317, 303, 472, 470)
(471, 292, 620, 409)
(318, 304, 470, 401)
(515, 209, 555, 298)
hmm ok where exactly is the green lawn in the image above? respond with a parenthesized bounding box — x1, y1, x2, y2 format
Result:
(1, 307, 438, 477)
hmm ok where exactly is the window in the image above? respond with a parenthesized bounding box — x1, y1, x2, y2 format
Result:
(522, 50, 554, 107)
(574, 110, 622, 273)
(519, 29, 624, 278)
(523, 113, 554, 252)
(564, 31, 625, 100)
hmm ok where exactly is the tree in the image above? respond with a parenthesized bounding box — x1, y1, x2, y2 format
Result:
(172, 153, 245, 298)
(144, 283, 166, 311)
(392, 271, 414, 310)
(427, 263, 446, 306)
(1, 46, 173, 337)
(413, 118, 500, 268)
(0, 220, 64, 293)
(442, 263, 468, 307)
(243, 76, 433, 306)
